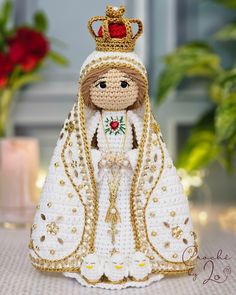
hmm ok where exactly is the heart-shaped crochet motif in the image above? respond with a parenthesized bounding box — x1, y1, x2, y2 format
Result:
(110, 121, 119, 130)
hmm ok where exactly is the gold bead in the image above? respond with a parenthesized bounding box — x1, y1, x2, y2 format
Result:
(162, 186, 167, 192)
(68, 141, 73, 147)
(50, 249, 55, 255)
(36, 204, 40, 210)
(150, 212, 156, 218)
(47, 202, 52, 208)
(59, 180, 65, 186)
(54, 162, 59, 168)
(153, 197, 158, 203)
(151, 231, 157, 237)
(172, 253, 178, 258)
(150, 256, 155, 260)
(170, 211, 176, 217)
(72, 208, 77, 213)
(153, 140, 158, 146)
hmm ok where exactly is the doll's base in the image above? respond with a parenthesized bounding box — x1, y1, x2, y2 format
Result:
(63, 272, 164, 289)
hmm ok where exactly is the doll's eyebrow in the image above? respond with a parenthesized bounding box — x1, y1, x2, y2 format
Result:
(93, 76, 106, 84)
(122, 74, 133, 81)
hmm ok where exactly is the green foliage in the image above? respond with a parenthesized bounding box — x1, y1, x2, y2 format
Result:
(214, 21, 236, 40)
(33, 11, 48, 33)
(176, 129, 220, 172)
(210, 69, 236, 103)
(215, 96, 236, 144)
(0, 0, 12, 49)
(157, 42, 221, 104)
(11, 73, 41, 91)
(48, 51, 69, 66)
(213, 0, 236, 10)
(157, 1, 236, 173)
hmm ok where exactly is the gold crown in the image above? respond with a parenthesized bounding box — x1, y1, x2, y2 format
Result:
(88, 5, 143, 52)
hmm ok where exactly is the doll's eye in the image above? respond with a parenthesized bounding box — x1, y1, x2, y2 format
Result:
(96, 81, 107, 89)
(120, 81, 129, 88)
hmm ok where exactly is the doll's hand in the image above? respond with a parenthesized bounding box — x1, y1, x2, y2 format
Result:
(98, 152, 131, 168)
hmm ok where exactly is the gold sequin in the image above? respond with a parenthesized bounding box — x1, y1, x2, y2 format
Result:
(149, 176, 154, 183)
(164, 242, 170, 248)
(153, 197, 158, 203)
(162, 186, 167, 192)
(50, 249, 55, 255)
(183, 238, 188, 244)
(78, 184, 83, 190)
(47, 202, 52, 208)
(190, 231, 197, 240)
(40, 236, 45, 242)
(54, 162, 59, 168)
(184, 217, 189, 224)
(172, 253, 178, 258)
(58, 238, 64, 245)
(67, 192, 73, 199)
(150, 165, 156, 173)
(74, 170, 79, 178)
(68, 141, 73, 147)
(188, 248, 193, 254)
(172, 226, 183, 239)
(151, 231, 157, 237)
(71, 227, 77, 234)
(163, 222, 170, 228)
(40, 214, 46, 221)
(72, 208, 77, 213)
(32, 224, 37, 230)
(170, 211, 176, 217)
(59, 180, 65, 186)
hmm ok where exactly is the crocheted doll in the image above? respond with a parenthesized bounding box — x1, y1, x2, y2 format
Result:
(29, 6, 198, 289)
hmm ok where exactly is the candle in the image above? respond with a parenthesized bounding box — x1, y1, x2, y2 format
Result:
(0, 137, 39, 223)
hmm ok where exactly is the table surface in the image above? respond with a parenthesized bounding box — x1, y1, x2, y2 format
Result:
(0, 221, 235, 295)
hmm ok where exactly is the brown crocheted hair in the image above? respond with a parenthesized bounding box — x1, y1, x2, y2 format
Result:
(80, 65, 147, 110)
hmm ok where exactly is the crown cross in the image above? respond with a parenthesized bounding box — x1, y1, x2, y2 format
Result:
(88, 5, 143, 52)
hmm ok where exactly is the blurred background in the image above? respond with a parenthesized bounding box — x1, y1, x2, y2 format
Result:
(0, 0, 235, 230)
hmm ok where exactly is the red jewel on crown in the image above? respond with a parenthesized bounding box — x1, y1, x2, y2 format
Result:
(98, 23, 127, 39)
(110, 120, 119, 130)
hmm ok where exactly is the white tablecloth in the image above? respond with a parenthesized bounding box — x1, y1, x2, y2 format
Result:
(0, 221, 235, 295)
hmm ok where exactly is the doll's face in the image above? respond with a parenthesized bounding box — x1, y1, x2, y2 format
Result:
(90, 69, 138, 110)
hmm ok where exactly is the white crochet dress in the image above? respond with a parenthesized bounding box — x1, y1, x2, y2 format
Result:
(87, 109, 142, 258)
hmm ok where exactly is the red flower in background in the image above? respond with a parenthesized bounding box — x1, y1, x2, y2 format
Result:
(8, 27, 49, 72)
(0, 53, 13, 88)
